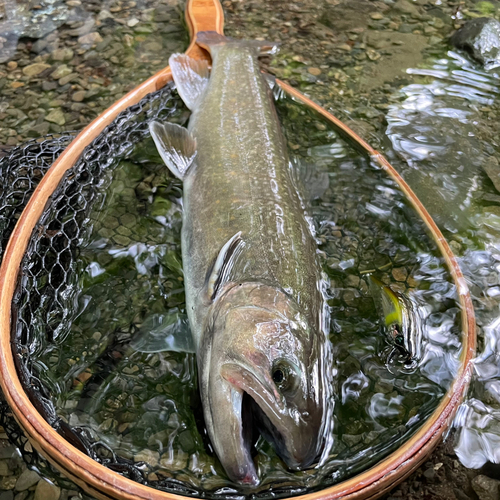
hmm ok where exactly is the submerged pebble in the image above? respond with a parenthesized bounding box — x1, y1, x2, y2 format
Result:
(471, 475, 500, 500)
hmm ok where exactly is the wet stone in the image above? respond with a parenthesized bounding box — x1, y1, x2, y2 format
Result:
(33, 480, 60, 500)
(71, 90, 86, 102)
(78, 32, 104, 46)
(45, 109, 66, 126)
(393, 0, 420, 17)
(134, 449, 159, 467)
(58, 73, 78, 86)
(31, 40, 48, 54)
(50, 48, 74, 62)
(0, 446, 15, 460)
(345, 274, 360, 288)
(392, 267, 408, 282)
(97, 10, 113, 21)
(127, 18, 140, 27)
(188, 455, 214, 475)
(342, 433, 363, 447)
(113, 234, 131, 246)
(160, 450, 188, 471)
(14, 470, 39, 492)
(483, 156, 500, 192)
(454, 490, 473, 500)
(308, 67, 322, 76)
(22, 63, 51, 77)
(103, 216, 119, 230)
(343, 289, 359, 306)
(50, 65, 72, 80)
(99, 418, 117, 432)
(451, 17, 500, 69)
(0, 477, 16, 491)
(0, 491, 13, 500)
(423, 467, 436, 480)
(116, 226, 132, 237)
(41, 81, 58, 91)
(375, 380, 394, 394)
(119, 213, 137, 226)
(0, 461, 11, 477)
(472, 475, 500, 500)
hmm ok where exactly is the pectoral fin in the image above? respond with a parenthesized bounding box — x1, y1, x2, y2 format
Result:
(169, 53, 210, 111)
(206, 232, 244, 300)
(149, 121, 197, 180)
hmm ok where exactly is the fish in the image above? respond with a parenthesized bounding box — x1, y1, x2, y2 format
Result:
(368, 276, 422, 365)
(148, 31, 333, 486)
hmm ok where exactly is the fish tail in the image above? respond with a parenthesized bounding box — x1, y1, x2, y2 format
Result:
(196, 31, 279, 56)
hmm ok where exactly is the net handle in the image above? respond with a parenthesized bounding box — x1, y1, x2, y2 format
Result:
(0, 0, 475, 499)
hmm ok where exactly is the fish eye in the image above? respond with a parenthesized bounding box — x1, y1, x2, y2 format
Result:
(271, 360, 300, 394)
(272, 367, 285, 384)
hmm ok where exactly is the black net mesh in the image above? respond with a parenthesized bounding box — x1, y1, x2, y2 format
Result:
(0, 134, 76, 484)
(0, 82, 206, 495)
(0, 134, 75, 257)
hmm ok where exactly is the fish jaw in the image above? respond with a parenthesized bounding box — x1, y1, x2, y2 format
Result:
(202, 369, 260, 486)
(220, 362, 324, 470)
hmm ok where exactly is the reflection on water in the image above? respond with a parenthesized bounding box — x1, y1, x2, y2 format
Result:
(385, 48, 500, 472)
(21, 90, 463, 496)
(386, 50, 499, 233)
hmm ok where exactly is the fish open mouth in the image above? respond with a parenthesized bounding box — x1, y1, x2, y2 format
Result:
(240, 390, 290, 467)
(221, 363, 299, 475)
(249, 397, 297, 468)
(241, 391, 258, 459)
(221, 361, 322, 474)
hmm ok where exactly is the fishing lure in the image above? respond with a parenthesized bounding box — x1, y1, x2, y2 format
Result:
(369, 275, 422, 366)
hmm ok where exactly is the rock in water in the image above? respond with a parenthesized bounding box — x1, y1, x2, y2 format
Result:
(451, 18, 500, 69)
(14, 469, 40, 491)
(471, 475, 500, 500)
(34, 479, 61, 500)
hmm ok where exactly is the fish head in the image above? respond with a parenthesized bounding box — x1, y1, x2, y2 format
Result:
(199, 282, 333, 486)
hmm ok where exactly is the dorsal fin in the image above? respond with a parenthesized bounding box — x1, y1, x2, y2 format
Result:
(169, 53, 210, 111)
(206, 232, 244, 301)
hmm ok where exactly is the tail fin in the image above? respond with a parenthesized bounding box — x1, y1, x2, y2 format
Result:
(196, 31, 279, 56)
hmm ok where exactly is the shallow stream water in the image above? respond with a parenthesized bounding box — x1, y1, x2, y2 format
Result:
(1, 0, 500, 499)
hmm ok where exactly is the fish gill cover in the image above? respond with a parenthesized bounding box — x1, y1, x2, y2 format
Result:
(0, 82, 462, 497)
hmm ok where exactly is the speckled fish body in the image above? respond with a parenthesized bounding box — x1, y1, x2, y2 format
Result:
(183, 45, 323, 347)
(149, 32, 332, 486)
